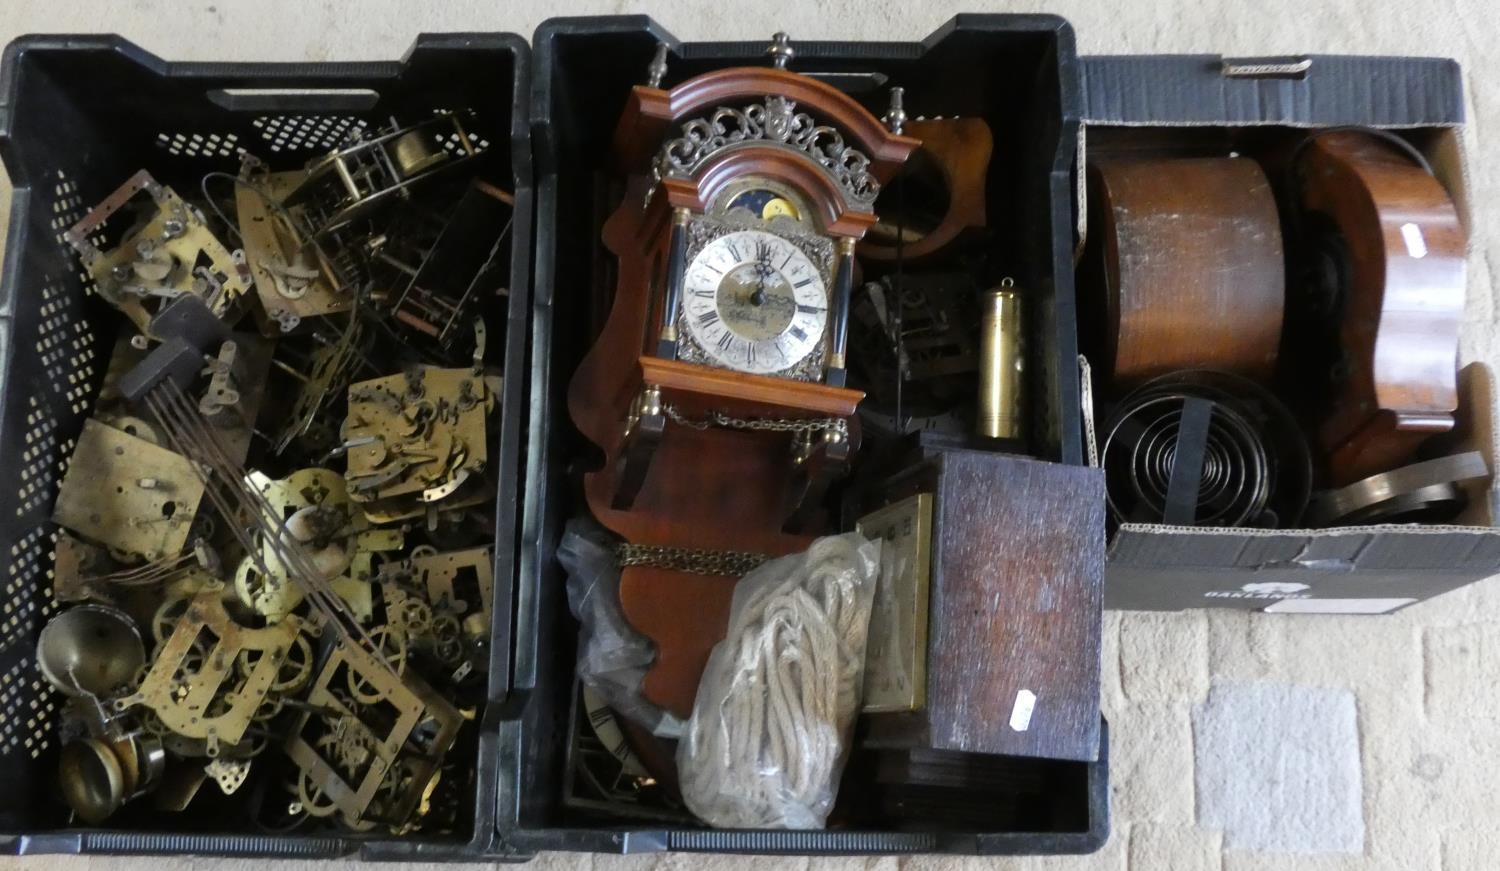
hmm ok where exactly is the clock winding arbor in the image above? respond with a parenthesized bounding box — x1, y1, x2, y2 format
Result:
(568, 40, 919, 717)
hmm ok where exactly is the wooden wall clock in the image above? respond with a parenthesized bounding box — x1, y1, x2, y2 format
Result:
(569, 35, 919, 717)
(1296, 131, 1464, 486)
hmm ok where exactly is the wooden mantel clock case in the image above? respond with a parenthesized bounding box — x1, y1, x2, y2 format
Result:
(569, 38, 919, 717)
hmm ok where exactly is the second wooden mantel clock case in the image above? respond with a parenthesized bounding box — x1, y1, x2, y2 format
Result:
(569, 35, 919, 717)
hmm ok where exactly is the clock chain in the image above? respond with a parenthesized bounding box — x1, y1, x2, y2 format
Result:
(661, 404, 849, 440)
(616, 543, 769, 577)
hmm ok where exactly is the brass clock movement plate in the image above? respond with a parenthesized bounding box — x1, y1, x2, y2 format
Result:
(64, 170, 252, 337)
(343, 366, 492, 519)
(236, 169, 353, 334)
(53, 418, 205, 562)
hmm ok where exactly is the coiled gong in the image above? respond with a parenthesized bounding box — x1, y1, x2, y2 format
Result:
(1084, 158, 1285, 389)
(1103, 371, 1311, 527)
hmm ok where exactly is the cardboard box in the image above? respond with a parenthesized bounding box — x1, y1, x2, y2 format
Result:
(1077, 54, 1500, 614)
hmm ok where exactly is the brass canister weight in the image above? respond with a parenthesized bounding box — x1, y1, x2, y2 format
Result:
(978, 279, 1023, 440)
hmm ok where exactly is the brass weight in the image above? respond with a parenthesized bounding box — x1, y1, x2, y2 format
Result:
(977, 280, 1024, 440)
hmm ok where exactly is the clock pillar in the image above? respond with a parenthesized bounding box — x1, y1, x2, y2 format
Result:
(656, 207, 691, 359)
(826, 236, 857, 388)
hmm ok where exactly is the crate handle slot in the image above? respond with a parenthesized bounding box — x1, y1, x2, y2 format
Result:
(206, 88, 380, 113)
(1220, 57, 1313, 80)
(803, 71, 890, 93)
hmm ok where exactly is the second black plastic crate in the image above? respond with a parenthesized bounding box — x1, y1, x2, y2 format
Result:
(0, 33, 532, 860)
(502, 14, 1107, 857)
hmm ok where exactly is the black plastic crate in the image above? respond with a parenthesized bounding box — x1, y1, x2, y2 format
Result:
(502, 14, 1107, 857)
(0, 33, 532, 860)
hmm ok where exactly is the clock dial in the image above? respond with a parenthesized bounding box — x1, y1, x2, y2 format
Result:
(682, 229, 828, 376)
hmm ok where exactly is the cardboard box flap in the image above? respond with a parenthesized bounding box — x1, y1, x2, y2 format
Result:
(1106, 525, 1264, 567)
(1110, 521, 1500, 570)
(1106, 526, 1378, 573)
(1466, 533, 1500, 565)
(1355, 529, 1500, 571)
(1105, 526, 1499, 613)
(1235, 533, 1369, 571)
(1081, 54, 1464, 127)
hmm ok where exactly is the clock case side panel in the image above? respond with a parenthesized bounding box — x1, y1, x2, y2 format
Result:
(506, 14, 1103, 859)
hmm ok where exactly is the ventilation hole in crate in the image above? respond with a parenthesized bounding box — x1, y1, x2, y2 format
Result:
(428, 108, 491, 156)
(62, 324, 98, 414)
(0, 527, 47, 655)
(252, 114, 367, 154)
(43, 529, 59, 595)
(154, 130, 242, 159)
(0, 672, 24, 757)
(0, 527, 66, 757)
(438, 130, 491, 157)
(54, 435, 77, 483)
(32, 286, 99, 417)
(16, 394, 61, 520)
(0, 665, 58, 760)
(49, 170, 87, 248)
(4, 530, 42, 600)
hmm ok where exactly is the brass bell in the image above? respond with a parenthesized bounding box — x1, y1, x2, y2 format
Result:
(58, 738, 128, 824)
(57, 732, 165, 824)
(36, 604, 146, 698)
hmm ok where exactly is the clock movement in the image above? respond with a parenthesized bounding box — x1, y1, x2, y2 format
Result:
(568, 34, 919, 716)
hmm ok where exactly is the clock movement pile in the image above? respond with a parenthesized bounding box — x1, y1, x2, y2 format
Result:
(558, 34, 1104, 830)
(32, 113, 511, 835)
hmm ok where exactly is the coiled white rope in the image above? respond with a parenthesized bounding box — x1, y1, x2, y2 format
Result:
(678, 534, 880, 829)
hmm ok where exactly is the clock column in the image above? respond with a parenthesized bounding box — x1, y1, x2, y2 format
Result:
(826, 236, 857, 388)
(655, 207, 691, 359)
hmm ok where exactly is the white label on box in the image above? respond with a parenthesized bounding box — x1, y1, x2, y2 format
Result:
(1009, 689, 1037, 732)
(1264, 597, 1417, 615)
(1401, 222, 1428, 259)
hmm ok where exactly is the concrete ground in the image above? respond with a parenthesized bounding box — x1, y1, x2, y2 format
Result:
(2, 0, 1499, 869)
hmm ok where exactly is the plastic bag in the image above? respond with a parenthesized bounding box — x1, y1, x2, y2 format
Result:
(677, 531, 882, 829)
(559, 516, 683, 738)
